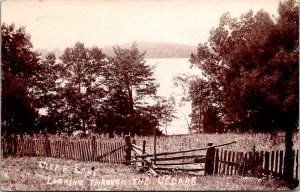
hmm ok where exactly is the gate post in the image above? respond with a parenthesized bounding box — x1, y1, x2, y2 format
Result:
(205, 143, 216, 175)
(142, 140, 146, 167)
(124, 135, 132, 165)
(45, 137, 51, 157)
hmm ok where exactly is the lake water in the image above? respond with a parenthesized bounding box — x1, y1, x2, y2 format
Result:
(146, 58, 201, 135)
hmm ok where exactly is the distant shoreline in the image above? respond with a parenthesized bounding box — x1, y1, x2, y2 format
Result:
(36, 41, 197, 59)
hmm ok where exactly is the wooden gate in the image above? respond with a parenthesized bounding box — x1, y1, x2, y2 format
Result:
(123, 136, 299, 183)
(124, 135, 236, 177)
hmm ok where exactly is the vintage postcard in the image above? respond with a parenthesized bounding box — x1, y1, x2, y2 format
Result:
(1, 0, 299, 190)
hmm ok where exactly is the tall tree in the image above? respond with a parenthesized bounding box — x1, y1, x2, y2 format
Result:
(101, 43, 159, 135)
(30, 52, 65, 134)
(1, 23, 40, 137)
(272, 0, 298, 181)
(60, 42, 106, 136)
(190, 0, 298, 181)
(96, 88, 129, 137)
(173, 74, 220, 133)
(188, 78, 220, 133)
(154, 96, 177, 135)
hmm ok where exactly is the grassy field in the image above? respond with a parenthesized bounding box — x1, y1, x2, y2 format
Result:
(1, 156, 296, 191)
(40, 132, 299, 153)
(2, 132, 298, 190)
(133, 132, 299, 154)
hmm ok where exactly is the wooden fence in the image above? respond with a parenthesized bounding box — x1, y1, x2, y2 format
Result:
(125, 137, 236, 177)
(124, 136, 299, 182)
(1, 137, 126, 163)
(2, 135, 299, 182)
(213, 148, 299, 181)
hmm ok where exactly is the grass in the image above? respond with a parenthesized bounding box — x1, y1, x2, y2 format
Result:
(21, 132, 299, 154)
(133, 132, 299, 154)
(1, 156, 296, 191)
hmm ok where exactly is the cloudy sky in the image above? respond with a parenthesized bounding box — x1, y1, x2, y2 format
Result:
(2, 0, 281, 50)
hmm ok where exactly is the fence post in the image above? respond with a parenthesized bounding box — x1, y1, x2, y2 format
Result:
(142, 140, 146, 167)
(205, 143, 215, 175)
(226, 151, 231, 175)
(271, 151, 275, 177)
(279, 150, 283, 176)
(214, 148, 219, 175)
(296, 150, 298, 180)
(153, 128, 157, 164)
(265, 151, 270, 177)
(252, 146, 256, 174)
(12, 136, 18, 155)
(45, 137, 51, 157)
(7, 136, 12, 155)
(124, 135, 131, 165)
(92, 136, 96, 161)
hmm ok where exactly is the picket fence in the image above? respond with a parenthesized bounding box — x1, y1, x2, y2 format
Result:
(1, 137, 125, 163)
(2, 136, 299, 182)
(213, 148, 299, 181)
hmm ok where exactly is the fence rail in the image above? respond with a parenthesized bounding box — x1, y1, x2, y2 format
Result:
(128, 136, 299, 182)
(1, 137, 125, 163)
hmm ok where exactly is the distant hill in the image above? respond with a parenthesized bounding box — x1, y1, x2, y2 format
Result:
(35, 41, 197, 59)
(35, 48, 63, 58)
(102, 41, 197, 58)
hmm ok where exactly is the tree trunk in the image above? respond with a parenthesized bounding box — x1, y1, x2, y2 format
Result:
(82, 118, 86, 137)
(284, 125, 293, 182)
(109, 131, 114, 138)
(124, 75, 134, 115)
(127, 87, 134, 115)
(125, 79, 134, 135)
(198, 107, 202, 133)
(165, 119, 168, 135)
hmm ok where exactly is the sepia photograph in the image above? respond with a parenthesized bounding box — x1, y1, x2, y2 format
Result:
(1, 0, 299, 190)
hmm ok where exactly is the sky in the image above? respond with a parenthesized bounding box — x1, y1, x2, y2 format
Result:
(2, 0, 281, 50)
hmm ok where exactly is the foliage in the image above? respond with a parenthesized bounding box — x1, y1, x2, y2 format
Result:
(189, 0, 298, 181)
(58, 42, 106, 135)
(31, 53, 66, 134)
(201, 107, 223, 133)
(96, 43, 165, 136)
(96, 89, 129, 137)
(189, 0, 298, 133)
(153, 96, 178, 135)
(1, 23, 40, 136)
(1, 29, 170, 137)
(103, 42, 158, 113)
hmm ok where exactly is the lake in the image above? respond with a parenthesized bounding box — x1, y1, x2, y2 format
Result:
(146, 58, 201, 135)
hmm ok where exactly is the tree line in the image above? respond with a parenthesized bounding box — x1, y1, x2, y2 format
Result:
(171, 0, 299, 135)
(183, 0, 297, 181)
(2, 26, 176, 138)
